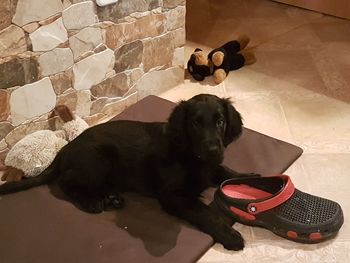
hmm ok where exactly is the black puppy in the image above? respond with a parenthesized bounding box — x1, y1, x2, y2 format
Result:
(0, 94, 255, 250)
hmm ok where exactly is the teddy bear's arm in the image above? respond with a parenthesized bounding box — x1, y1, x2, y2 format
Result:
(208, 48, 226, 67)
(211, 51, 225, 67)
(213, 69, 227, 84)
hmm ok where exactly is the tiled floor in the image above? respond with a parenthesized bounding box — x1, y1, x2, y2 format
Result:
(160, 0, 350, 262)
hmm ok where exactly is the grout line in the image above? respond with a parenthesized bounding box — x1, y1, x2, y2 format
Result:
(275, 94, 295, 145)
(250, 19, 317, 49)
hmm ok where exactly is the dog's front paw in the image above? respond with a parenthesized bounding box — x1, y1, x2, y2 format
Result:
(104, 194, 125, 209)
(84, 198, 105, 213)
(217, 227, 245, 251)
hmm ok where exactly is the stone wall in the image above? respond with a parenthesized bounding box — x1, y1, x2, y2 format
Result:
(0, 0, 185, 160)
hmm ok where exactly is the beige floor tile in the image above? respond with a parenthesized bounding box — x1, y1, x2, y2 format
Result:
(199, 238, 336, 263)
(258, 24, 323, 51)
(279, 93, 350, 153)
(331, 241, 350, 263)
(223, 68, 277, 94)
(224, 90, 294, 143)
(183, 0, 350, 261)
(159, 79, 226, 102)
(310, 16, 350, 43)
(254, 49, 326, 92)
(283, 157, 310, 191)
(301, 154, 350, 240)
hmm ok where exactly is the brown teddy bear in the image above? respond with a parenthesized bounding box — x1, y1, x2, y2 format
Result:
(187, 35, 256, 84)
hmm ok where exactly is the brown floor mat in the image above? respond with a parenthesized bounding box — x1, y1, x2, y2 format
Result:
(0, 95, 303, 263)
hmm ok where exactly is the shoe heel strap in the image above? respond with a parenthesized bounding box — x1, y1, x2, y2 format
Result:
(247, 175, 295, 215)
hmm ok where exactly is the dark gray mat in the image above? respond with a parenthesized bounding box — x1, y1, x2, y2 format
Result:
(0, 95, 303, 263)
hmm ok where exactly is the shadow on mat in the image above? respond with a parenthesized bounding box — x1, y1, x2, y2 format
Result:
(48, 185, 182, 257)
(114, 193, 182, 257)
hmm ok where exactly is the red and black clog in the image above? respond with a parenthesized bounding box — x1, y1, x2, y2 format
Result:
(214, 175, 344, 243)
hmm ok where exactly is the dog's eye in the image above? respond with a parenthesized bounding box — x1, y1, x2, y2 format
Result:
(217, 119, 225, 127)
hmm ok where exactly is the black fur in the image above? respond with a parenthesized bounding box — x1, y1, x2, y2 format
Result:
(0, 94, 256, 250)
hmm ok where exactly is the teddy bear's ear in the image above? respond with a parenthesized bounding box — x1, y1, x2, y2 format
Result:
(195, 48, 202, 52)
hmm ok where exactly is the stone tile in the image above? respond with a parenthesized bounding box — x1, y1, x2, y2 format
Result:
(137, 67, 183, 99)
(114, 40, 143, 73)
(90, 97, 109, 115)
(38, 48, 74, 76)
(170, 27, 185, 48)
(73, 48, 115, 90)
(56, 89, 77, 111)
(163, 0, 185, 9)
(12, 0, 63, 27)
(69, 27, 103, 60)
(101, 92, 137, 117)
(22, 22, 40, 33)
(75, 90, 91, 117)
(91, 72, 129, 98)
(93, 43, 107, 53)
(0, 56, 39, 89)
(10, 77, 56, 126)
(57, 40, 69, 48)
(0, 148, 9, 163)
(0, 139, 7, 151)
(0, 25, 27, 57)
(172, 47, 184, 68)
(97, 0, 162, 23)
(83, 113, 106, 126)
(30, 17, 68, 52)
(165, 5, 185, 31)
(0, 122, 14, 141)
(142, 33, 174, 72)
(104, 13, 166, 50)
(0, 0, 12, 31)
(75, 50, 94, 62)
(50, 69, 73, 95)
(38, 13, 61, 26)
(4, 118, 52, 148)
(128, 68, 144, 86)
(62, 1, 96, 30)
(0, 90, 10, 121)
(62, 0, 72, 9)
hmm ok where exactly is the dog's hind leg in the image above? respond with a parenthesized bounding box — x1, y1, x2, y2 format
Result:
(57, 169, 106, 213)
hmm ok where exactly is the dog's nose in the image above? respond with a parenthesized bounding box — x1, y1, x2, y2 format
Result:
(208, 144, 220, 153)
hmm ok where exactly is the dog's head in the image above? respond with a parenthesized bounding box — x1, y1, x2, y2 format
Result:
(168, 94, 243, 164)
(187, 48, 211, 81)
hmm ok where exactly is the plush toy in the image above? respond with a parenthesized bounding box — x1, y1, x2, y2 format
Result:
(1, 106, 89, 182)
(187, 35, 256, 84)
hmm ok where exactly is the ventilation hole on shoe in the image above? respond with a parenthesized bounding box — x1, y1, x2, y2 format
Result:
(272, 189, 338, 225)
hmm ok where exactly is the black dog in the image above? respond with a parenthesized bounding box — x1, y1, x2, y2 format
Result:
(0, 94, 256, 250)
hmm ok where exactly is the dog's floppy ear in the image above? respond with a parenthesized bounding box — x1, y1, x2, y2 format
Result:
(167, 100, 189, 151)
(221, 98, 243, 146)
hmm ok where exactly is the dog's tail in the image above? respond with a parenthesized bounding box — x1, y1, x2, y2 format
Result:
(0, 156, 60, 195)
